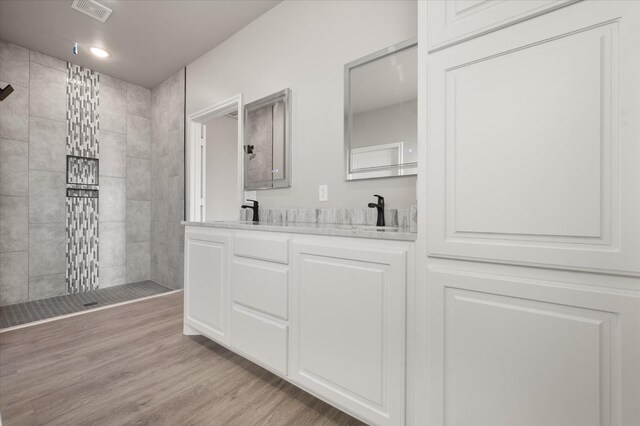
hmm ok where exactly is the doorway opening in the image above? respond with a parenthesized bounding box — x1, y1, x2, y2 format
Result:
(186, 95, 244, 222)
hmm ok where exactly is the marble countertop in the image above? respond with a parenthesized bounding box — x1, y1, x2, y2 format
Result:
(182, 221, 417, 241)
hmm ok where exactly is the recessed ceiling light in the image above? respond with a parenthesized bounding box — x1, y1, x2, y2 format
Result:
(89, 47, 110, 58)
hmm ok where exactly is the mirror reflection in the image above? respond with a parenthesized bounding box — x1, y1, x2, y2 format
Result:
(345, 40, 417, 180)
(244, 89, 291, 190)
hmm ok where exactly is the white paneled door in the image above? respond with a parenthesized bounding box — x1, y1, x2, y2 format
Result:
(184, 230, 231, 345)
(290, 240, 407, 426)
(426, 265, 640, 426)
(427, 1, 640, 276)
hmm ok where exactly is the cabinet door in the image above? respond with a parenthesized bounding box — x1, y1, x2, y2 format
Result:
(426, 0, 579, 51)
(426, 1, 640, 275)
(184, 230, 230, 345)
(426, 263, 640, 426)
(290, 241, 407, 426)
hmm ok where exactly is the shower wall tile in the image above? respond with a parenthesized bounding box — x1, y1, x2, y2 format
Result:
(150, 68, 184, 289)
(100, 130, 126, 178)
(29, 116, 66, 172)
(99, 265, 126, 288)
(0, 42, 29, 88)
(99, 221, 126, 267)
(126, 157, 150, 200)
(169, 101, 184, 132)
(0, 196, 28, 252)
(0, 82, 28, 141)
(29, 273, 66, 300)
(100, 84, 126, 134)
(100, 73, 126, 91)
(127, 83, 151, 118)
(0, 251, 28, 305)
(127, 241, 150, 283)
(30, 62, 66, 122)
(0, 139, 28, 195)
(168, 128, 184, 177)
(99, 177, 126, 222)
(127, 115, 151, 159)
(29, 222, 65, 276)
(28, 170, 65, 223)
(30, 50, 66, 72)
(126, 200, 150, 243)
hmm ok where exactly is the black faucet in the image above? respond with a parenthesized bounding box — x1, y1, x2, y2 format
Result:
(241, 199, 259, 222)
(367, 194, 385, 226)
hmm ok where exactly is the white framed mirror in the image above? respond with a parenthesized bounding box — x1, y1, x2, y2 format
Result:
(345, 39, 417, 180)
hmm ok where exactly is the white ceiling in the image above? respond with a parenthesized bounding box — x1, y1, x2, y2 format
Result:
(351, 45, 417, 114)
(0, 0, 280, 88)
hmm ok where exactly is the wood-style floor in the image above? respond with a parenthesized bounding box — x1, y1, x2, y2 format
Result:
(0, 292, 365, 426)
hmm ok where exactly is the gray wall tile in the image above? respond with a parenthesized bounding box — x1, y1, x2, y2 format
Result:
(126, 83, 151, 118)
(126, 200, 150, 243)
(0, 138, 28, 195)
(127, 241, 150, 283)
(99, 177, 126, 222)
(0, 42, 29, 88)
(0, 82, 29, 141)
(99, 265, 126, 288)
(28, 170, 65, 223)
(30, 62, 66, 121)
(150, 69, 184, 289)
(99, 221, 126, 267)
(168, 128, 184, 177)
(126, 115, 150, 159)
(0, 196, 28, 252)
(127, 157, 150, 200)
(100, 73, 126, 91)
(100, 84, 126, 134)
(100, 130, 126, 178)
(29, 116, 66, 172)
(29, 222, 65, 276)
(0, 251, 28, 305)
(29, 273, 65, 301)
(30, 51, 66, 72)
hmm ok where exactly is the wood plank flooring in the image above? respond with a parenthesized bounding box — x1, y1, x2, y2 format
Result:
(0, 292, 366, 426)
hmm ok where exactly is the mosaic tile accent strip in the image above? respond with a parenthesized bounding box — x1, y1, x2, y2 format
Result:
(66, 196, 99, 293)
(67, 155, 99, 186)
(66, 63, 100, 158)
(66, 62, 100, 294)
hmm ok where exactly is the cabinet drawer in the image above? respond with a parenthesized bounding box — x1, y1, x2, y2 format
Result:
(231, 307, 288, 375)
(234, 233, 289, 264)
(233, 259, 288, 320)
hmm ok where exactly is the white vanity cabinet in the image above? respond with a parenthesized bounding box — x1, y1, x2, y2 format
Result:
(183, 225, 414, 425)
(418, 1, 640, 425)
(290, 240, 408, 426)
(230, 232, 290, 375)
(183, 229, 231, 346)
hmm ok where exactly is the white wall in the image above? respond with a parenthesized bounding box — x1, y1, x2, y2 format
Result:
(204, 115, 239, 221)
(186, 0, 417, 209)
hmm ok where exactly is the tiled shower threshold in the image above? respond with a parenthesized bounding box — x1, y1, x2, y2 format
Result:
(0, 281, 177, 330)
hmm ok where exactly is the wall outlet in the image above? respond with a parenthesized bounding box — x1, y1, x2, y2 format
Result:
(319, 185, 328, 202)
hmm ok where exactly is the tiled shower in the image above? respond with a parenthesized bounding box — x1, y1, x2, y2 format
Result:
(0, 41, 185, 308)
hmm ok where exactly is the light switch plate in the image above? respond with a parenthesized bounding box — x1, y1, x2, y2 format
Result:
(319, 185, 328, 202)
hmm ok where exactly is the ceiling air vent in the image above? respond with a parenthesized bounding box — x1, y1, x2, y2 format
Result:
(71, 0, 113, 23)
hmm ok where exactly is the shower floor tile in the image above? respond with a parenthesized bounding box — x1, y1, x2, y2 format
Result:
(0, 281, 174, 329)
